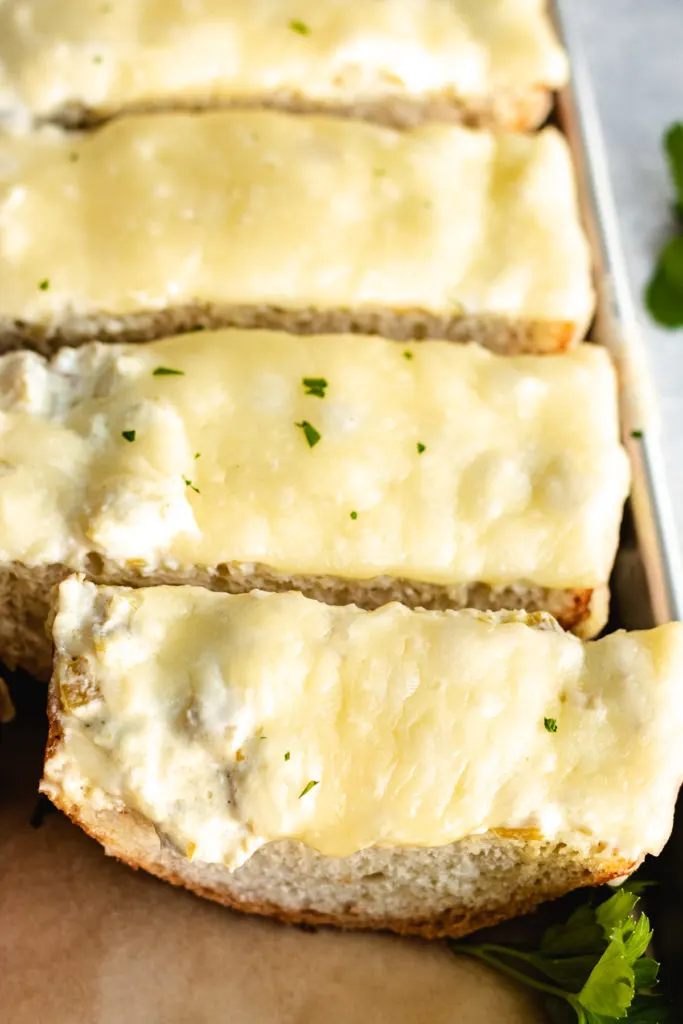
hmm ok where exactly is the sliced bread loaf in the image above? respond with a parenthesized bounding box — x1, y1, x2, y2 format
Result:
(0, 0, 567, 130)
(0, 330, 629, 677)
(42, 578, 683, 938)
(0, 112, 593, 355)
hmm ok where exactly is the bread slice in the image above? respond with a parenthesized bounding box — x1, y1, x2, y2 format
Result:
(41, 579, 683, 938)
(0, 113, 593, 355)
(0, 332, 629, 677)
(0, 1, 567, 131)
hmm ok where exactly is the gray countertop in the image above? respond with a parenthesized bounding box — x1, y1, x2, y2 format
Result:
(559, 0, 683, 604)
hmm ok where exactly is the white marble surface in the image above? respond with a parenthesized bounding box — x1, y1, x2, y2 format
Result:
(560, 0, 683, 571)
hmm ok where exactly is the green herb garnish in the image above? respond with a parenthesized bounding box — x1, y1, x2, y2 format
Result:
(38, 279, 49, 291)
(451, 887, 673, 1023)
(350, 511, 358, 520)
(121, 430, 136, 443)
(302, 377, 328, 398)
(152, 366, 184, 376)
(284, 751, 291, 761)
(295, 420, 321, 448)
(416, 442, 426, 454)
(403, 350, 414, 360)
(299, 780, 319, 798)
(93, 54, 103, 64)
(289, 18, 310, 35)
(631, 430, 644, 440)
(68, 152, 79, 163)
(544, 717, 558, 733)
(646, 123, 683, 327)
(182, 476, 200, 494)
(194, 452, 201, 459)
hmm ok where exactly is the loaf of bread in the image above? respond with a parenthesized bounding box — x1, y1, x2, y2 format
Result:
(0, 330, 629, 677)
(42, 578, 683, 938)
(0, 0, 567, 130)
(0, 112, 593, 355)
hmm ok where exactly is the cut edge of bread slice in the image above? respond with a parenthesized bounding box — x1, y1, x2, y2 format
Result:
(0, 558, 607, 683)
(41, 84, 554, 134)
(41, 686, 636, 941)
(0, 304, 587, 359)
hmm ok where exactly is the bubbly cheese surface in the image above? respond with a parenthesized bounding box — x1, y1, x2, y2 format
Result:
(44, 579, 683, 868)
(0, 0, 567, 119)
(0, 330, 629, 589)
(0, 111, 592, 324)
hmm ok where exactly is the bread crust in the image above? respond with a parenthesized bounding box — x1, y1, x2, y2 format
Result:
(0, 306, 583, 358)
(41, 692, 637, 941)
(40, 84, 553, 133)
(0, 558, 604, 682)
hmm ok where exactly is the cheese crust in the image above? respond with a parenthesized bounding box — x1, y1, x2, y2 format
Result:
(0, 0, 567, 124)
(0, 112, 592, 337)
(0, 330, 629, 591)
(43, 578, 683, 870)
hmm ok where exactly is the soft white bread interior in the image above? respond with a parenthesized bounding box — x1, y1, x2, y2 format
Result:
(0, 331, 629, 677)
(0, 0, 567, 130)
(0, 113, 593, 354)
(42, 579, 683, 938)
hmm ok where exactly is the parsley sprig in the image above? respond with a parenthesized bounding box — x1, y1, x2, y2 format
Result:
(451, 887, 672, 1022)
(646, 123, 683, 328)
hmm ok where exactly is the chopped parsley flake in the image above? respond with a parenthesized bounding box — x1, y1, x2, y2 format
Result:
(183, 476, 200, 494)
(350, 511, 358, 520)
(289, 18, 310, 35)
(295, 420, 321, 448)
(284, 751, 291, 761)
(121, 430, 136, 443)
(416, 442, 426, 454)
(544, 717, 558, 733)
(631, 429, 643, 440)
(152, 366, 184, 376)
(38, 279, 49, 291)
(403, 350, 414, 360)
(299, 780, 319, 798)
(194, 452, 201, 459)
(302, 376, 328, 398)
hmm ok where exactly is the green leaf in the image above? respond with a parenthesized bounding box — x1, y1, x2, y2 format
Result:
(295, 420, 322, 448)
(623, 914, 653, 964)
(302, 377, 328, 398)
(620, 881, 658, 897)
(632, 958, 659, 990)
(660, 235, 683, 289)
(541, 905, 606, 957)
(665, 122, 683, 207)
(646, 253, 683, 328)
(298, 779, 319, 798)
(627, 993, 675, 1022)
(596, 890, 639, 940)
(579, 938, 635, 1018)
(530, 953, 598, 992)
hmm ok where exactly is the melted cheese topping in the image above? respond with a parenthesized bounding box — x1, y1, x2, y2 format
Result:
(44, 579, 683, 868)
(0, 330, 629, 589)
(0, 0, 567, 119)
(0, 112, 592, 325)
